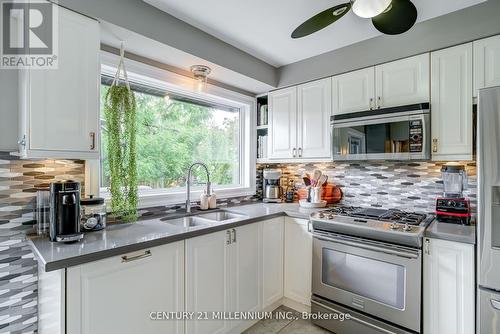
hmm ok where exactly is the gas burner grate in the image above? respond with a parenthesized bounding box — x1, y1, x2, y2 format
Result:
(380, 209, 427, 225)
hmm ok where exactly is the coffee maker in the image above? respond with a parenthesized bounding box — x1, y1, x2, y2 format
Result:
(262, 169, 282, 203)
(49, 180, 84, 242)
(435, 165, 471, 225)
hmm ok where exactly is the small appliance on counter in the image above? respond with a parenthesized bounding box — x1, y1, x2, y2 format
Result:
(435, 165, 471, 225)
(262, 168, 282, 203)
(49, 180, 84, 242)
(80, 195, 107, 232)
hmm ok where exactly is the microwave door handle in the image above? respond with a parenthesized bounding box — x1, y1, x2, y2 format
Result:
(314, 234, 420, 259)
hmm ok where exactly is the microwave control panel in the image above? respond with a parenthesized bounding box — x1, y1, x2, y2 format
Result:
(409, 120, 423, 152)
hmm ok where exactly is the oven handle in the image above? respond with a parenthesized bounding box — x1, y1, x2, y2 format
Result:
(311, 300, 397, 334)
(314, 234, 420, 259)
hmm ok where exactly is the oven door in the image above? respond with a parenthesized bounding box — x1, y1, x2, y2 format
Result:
(312, 232, 422, 332)
(331, 111, 429, 161)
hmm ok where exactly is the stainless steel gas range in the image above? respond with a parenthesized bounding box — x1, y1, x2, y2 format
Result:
(310, 206, 434, 334)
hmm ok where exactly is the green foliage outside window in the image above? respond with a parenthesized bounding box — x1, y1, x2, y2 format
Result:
(101, 85, 240, 193)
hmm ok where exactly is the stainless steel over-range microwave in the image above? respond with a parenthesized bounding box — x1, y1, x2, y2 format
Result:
(331, 103, 430, 161)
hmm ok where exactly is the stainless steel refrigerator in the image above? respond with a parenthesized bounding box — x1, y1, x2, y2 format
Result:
(478, 86, 500, 334)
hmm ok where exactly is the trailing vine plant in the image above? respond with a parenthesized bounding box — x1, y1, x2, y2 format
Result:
(103, 45, 138, 221)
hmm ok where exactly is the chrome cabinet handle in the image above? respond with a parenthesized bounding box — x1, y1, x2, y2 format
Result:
(424, 239, 430, 255)
(432, 138, 438, 153)
(231, 228, 236, 243)
(121, 250, 151, 263)
(18, 135, 26, 148)
(491, 299, 500, 310)
(298, 147, 303, 157)
(292, 148, 297, 157)
(226, 230, 232, 245)
(377, 96, 382, 109)
(90, 132, 96, 150)
(369, 98, 374, 110)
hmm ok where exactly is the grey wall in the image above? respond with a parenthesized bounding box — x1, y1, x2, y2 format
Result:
(278, 0, 500, 87)
(57, 0, 278, 87)
(0, 69, 19, 151)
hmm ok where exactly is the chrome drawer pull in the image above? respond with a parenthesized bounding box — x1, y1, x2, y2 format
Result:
(121, 250, 151, 263)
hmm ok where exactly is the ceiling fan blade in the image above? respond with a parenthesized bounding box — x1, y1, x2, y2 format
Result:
(372, 0, 417, 35)
(291, 2, 351, 39)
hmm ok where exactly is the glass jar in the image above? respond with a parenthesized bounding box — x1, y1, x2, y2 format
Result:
(80, 196, 106, 232)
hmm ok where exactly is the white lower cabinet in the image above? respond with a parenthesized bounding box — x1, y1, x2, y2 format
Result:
(423, 237, 475, 334)
(186, 224, 261, 334)
(66, 242, 184, 334)
(261, 217, 285, 309)
(186, 230, 231, 334)
(284, 218, 312, 308)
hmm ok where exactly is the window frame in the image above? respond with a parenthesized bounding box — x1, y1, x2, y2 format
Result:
(88, 52, 256, 208)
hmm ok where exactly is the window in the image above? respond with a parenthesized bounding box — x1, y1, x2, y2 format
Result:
(98, 54, 255, 207)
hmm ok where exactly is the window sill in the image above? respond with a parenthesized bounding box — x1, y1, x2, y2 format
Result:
(100, 186, 256, 210)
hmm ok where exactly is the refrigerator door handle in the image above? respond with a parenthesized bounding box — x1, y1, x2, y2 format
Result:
(491, 299, 500, 310)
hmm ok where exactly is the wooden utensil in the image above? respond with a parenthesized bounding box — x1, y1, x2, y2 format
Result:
(313, 170, 322, 184)
(317, 174, 328, 188)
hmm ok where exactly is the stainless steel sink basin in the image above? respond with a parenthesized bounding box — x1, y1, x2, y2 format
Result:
(161, 216, 210, 228)
(195, 211, 248, 222)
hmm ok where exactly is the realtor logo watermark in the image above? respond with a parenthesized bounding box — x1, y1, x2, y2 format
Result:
(1, 0, 58, 69)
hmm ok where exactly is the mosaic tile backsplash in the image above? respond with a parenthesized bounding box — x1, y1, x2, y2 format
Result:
(257, 161, 477, 215)
(0, 153, 85, 333)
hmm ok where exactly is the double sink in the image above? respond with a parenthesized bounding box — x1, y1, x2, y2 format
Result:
(160, 211, 248, 228)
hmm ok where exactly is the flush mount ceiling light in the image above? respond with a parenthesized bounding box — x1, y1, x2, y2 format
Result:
(351, 0, 391, 18)
(190, 65, 211, 91)
(291, 0, 417, 38)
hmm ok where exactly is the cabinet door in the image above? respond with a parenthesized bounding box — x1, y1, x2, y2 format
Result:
(431, 44, 473, 161)
(230, 223, 261, 332)
(67, 242, 184, 334)
(284, 218, 312, 306)
(268, 87, 297, 159)
(297, 78, 332, 159)
(332, 67, 375, 115)
(474, 35, 500, 96)
(261, 218, 284, 309)
(186, 230, 230, 334)
(27, 6, 99, 157)
(423, 238, 474, 334)
(375, 53, 430, 108)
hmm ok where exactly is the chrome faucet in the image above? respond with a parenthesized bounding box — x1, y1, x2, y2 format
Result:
(186, 162, 211, 213)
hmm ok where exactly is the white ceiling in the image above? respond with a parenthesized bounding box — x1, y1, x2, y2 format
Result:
(100, 21, 275, 94)
(144, 0, 486, 67)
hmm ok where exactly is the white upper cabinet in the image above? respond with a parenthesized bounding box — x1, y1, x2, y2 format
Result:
(423, 238, 475, 334)
(474, 34, 500, 96)
(431, 43, 473, 161)
(332, 67, 375, 115)
(375, 53, 430, 108)
(66, 242, 185, 334)
(297, 78, 332, 159)
(268, 86, 297, 159)
(19, 5, 100, 159)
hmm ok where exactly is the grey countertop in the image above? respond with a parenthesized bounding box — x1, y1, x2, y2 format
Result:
(29, 203, 322, 272)
(424, 220, 476, 245)
(30, 202, 477, 272)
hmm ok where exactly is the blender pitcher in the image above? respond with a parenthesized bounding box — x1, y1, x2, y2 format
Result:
(441, 165, 468, 198)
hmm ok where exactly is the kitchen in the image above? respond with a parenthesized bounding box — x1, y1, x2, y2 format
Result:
(0, 0, 499, 333)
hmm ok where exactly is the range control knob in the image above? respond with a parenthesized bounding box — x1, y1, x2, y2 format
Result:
(403, 223, 412, 232)
(390, 223, 399, 230)
(317, 212, 325, 218)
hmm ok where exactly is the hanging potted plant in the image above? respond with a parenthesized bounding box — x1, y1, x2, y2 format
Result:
(103, 44, 138, 221)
